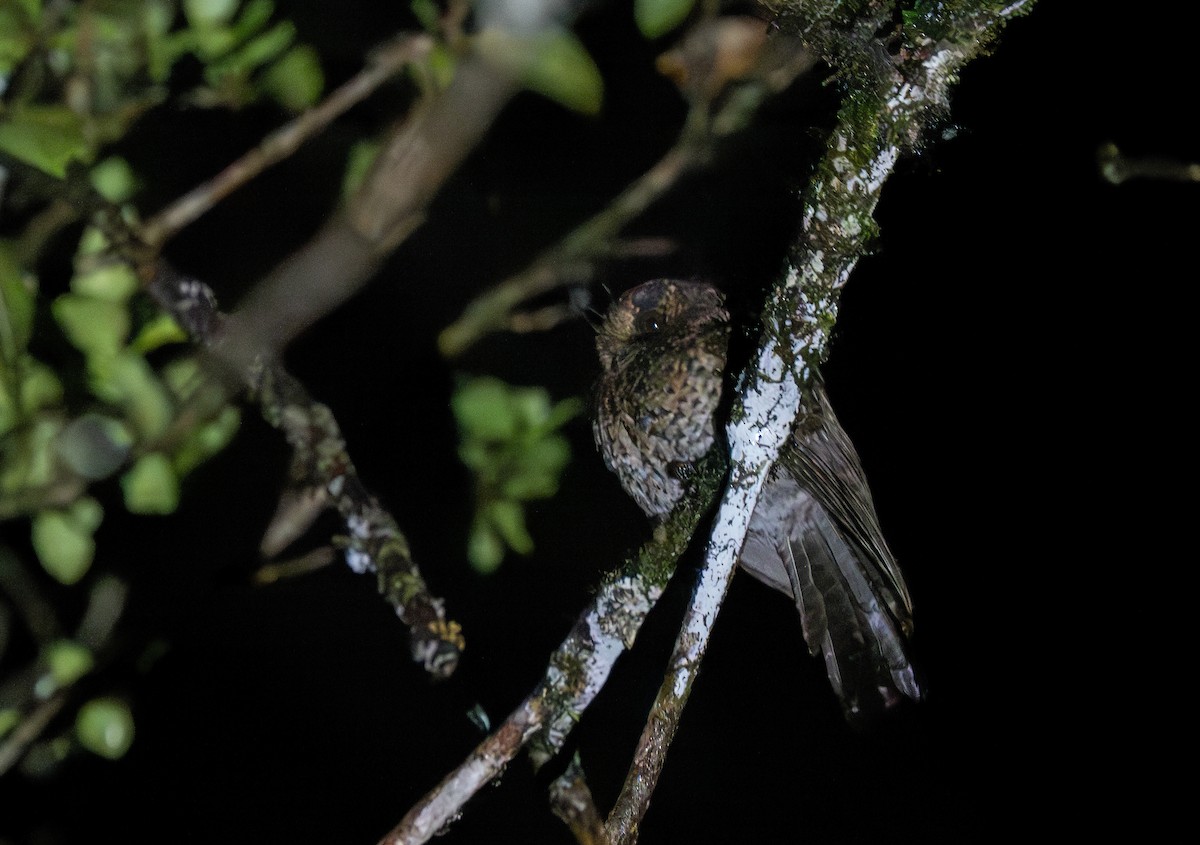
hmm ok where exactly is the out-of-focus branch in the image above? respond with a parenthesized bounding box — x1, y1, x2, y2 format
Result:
(603, 3, 1036, 841)
(377, 453, 726, 845)
(1097, 142, 1200, 185)
(149, 267, 464, 677)
(138, 33, 435, 251)
(550, 755, 610, 845)
(438, 19, 819, 358)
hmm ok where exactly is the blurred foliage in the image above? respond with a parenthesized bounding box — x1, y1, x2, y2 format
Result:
(634, 0, 698, 39)
(453, 376, 582, 573)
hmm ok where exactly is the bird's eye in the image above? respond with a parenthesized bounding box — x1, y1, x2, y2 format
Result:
(634, 311, 662, 335)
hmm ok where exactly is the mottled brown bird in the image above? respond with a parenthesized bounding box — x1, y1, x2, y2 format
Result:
(593, 279, 921, 720)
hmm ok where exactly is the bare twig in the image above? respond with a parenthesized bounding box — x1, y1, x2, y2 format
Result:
(1097, 142, 1200, 185)
(550, 755, 611, 845)
(0, 688, 69, 777)
(139, 33, 435, 250)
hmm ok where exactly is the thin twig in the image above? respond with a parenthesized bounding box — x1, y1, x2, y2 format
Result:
(550, 755, 611, 845)
(0, 688, 69, 777)
(139, 33, 434, 249)
(1097, 142, 1200, 185)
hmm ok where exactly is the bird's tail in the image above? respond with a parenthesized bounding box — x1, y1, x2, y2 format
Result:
(740, 479, 921, 721)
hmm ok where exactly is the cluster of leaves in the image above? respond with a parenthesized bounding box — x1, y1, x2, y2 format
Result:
(452, 376, 582, 573)
(0, 0, 324, 178)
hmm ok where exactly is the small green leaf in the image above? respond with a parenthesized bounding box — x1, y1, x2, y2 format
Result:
(183, 0, 240, 29)
(544, 396, 584, 432)
(172, 405, 240, 475)
(31, 509, 97, 585)
(341, 139, 381, 199)
(128, 313, 188, 354)
(260, 44, 324, 111)
(468, 518, 505, 573)
(230, 0, 275, 41)
(54, 414, 133, 480)
(476, 28, 603, 115)
(52, 294, 130, 358)
(0, 708, 19, 740)
(93, 352, 175, 441)
(510, 387, 552, 430)
(487, 499, 534, 555)
(0, 240, 36, 356)
(234, 20, 295, 71)
(0, 105, 89, 178)
(70, 262, 140, 303)
(19, 359, 65, 413)
(0, 414, 62, 493)
(501, 434, 571, 499)
(69, 496, 104, 533)
(410, 0, 440, 34)
(75, 697, 135, 760)
(634, 0, 697, 39)
(121, 452, 180, 514)
(452, 377, 517, 441)
(89, 157, 138, 203)
(44, 640, 95, 687)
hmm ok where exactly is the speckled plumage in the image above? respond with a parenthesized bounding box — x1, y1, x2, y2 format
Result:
(593, 280, 921, 720)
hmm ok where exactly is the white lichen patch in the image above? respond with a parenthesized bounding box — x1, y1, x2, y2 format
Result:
(344, 547, 372, 574)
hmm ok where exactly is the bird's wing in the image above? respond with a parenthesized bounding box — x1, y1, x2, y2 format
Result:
(739, 378, 920, 719)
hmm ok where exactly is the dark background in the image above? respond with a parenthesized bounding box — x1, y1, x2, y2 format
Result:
(3, 1, 1193, 842)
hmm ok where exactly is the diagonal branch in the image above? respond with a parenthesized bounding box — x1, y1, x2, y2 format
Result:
(148, 266, 464, 676)
(377, 453, 726, 845)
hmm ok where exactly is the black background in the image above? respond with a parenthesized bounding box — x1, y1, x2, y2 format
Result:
(3, 1, 1194, 842)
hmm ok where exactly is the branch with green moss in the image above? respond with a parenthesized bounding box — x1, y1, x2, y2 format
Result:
(148, 265, 464, 677)
(603, 3, 1036, 841)
(376, 451, 726, 845)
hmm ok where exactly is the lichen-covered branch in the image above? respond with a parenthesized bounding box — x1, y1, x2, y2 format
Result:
(378, 454, 726, 845)
(148, 266, 464, 677)
(604, 3, 1035, 841)
(550, 755, 611, 845)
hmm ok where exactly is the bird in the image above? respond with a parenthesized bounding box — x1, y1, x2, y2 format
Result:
(593, 279, 921, 720)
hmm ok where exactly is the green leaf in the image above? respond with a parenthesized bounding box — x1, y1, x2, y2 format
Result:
(70, 262, 140, 303)
(487, 499, 534, 555)
(0, 414, 62, 494)
(172, 405, 240, 476)
(410, 0, 440, 33)
(19, 359, 64, 413)
(0, 7, 36, 77)
(476, 28, 603, 116)
(31, 509, 98, 585)
(260, 44, 324, 111)
(75, 697, 135, 760)
(93, 352, 175, 441)
(500, 433, 571, 499)
(128, 313, 188, 354)
(467, 517, 505, 573)
(44, 640, 95, 687)
(0, 708, 18, 740)
(54, 413, 133, 480)
(0, 105, 90, 178)
(52, 294, 130, 359)
(69, 496, 104, 533)
(121, 452, 180, 514)
(510, 387, 552, 430)
(341, 139, 381, 199)
(634, 0, 697, 39)
(89, 156, 138, 203)
(184, 0, 241, 29)
(0, 240, 36, 358)
(452, 377, 518, 442)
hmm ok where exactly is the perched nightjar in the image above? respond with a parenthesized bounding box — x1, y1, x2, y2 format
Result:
(593, 279, 920, 720)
